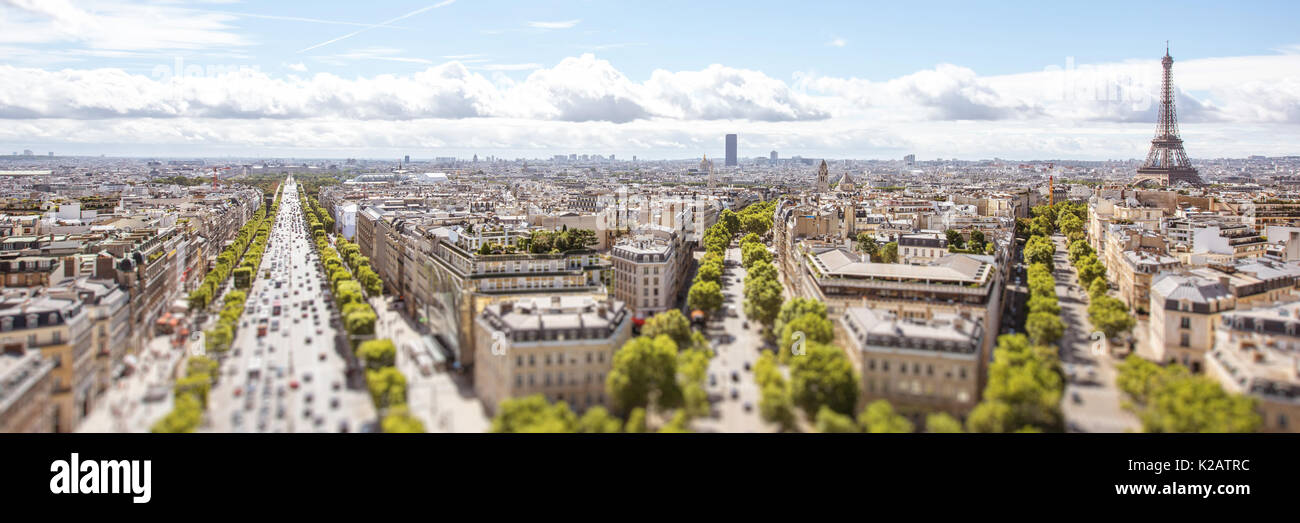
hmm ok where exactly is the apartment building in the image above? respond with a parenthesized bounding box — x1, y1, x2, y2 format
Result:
(898, 232, 947, 265)
(610, 225, 689, 321)
(0, 345, 54, 432)
(473, 296, 630, 413)
(788, 244, 1003, 360)
(843, 306, 982, 419)
(412, 224, 608, 371)
(1148, 273, 1236, 372)
(1208, 302, 1300, 432)
(0, 294, 92, 432)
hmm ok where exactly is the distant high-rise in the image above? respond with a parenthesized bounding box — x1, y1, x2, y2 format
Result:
(473, 154, 478, 163)
(904, 154, 916, 166)
(770, 150, 778, 165)
(725, 134, 738, 167)
(404, 155, 410, 164)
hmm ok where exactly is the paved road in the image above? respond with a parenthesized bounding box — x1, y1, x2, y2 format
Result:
(693, 243, 774, 433)
(203, 176, 375, 433)
(1052, 234, 1140, 433)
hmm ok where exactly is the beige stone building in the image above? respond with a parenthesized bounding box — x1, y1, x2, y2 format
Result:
(0, 346, 54, 432)
(0, 295, 93, 432)
(842, 307, 982, 421)
(1208, 303, 1300, 432)
(473, 296, 631, 413)
(1148, 273, 1235, 373)
(610, 225, 689, 321)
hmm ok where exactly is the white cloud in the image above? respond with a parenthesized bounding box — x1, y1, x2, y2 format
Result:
(0, 0, 247, 51)
(474, 63, 543, 71)
(528, 19, 581, 30)
(1, 51, 1298, 158)
(827, 37, 847, 48)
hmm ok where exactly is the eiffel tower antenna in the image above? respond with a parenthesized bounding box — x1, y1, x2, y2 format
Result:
(1133, 43, 1204, 187)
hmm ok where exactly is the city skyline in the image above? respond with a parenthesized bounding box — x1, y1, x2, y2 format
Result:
(0, 1, 1298, 160)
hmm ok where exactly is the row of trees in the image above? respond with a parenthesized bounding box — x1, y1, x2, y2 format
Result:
(490, 309, 710, 433)
(967, 203, 1066, 433)
(355, 338, 426, 432)
(157, 185, 284, 432)
(754, 297, 872, 432)
(296, 186, 420, 432)
(300, 187, 379, 337)
(688, 200, 777, 314)
(1068, 236, 1135, 339)
(1117, 355, 1260, 432)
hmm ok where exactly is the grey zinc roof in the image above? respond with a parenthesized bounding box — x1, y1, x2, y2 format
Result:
(1151, 274, 1232, 303)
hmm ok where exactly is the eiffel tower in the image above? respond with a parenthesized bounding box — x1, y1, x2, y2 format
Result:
(1133, 44, 1204, 186)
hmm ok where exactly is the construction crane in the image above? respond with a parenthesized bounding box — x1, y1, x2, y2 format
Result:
(211, 167, 230, 189)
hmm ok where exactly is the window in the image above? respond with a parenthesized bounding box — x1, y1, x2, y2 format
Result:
(1179, 333, 1190, 347)
(528, 355, 535, 367)
(1180, 317, 1191, 329)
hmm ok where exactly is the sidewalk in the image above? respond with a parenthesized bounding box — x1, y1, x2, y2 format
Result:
(78, 335, 189, 433)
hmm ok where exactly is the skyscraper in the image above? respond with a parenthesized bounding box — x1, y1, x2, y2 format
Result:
(725, 134, 738, 167)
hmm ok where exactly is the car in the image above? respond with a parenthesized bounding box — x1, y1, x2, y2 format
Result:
(305, 337, 312, 344)
(743, 361, 751, 372)
(743, 402, 753, 412)
(233, 386, 243, 397)
(709, 374, 716, 386)
(1072, 391, 1083, 404)
(731, 371, 740, 382)
(330, 397, 339, 409)
(303, 372, 312, 382)
(331, 381, 340, 391)
(338, 421, 349, 433)
(289, 380, 300, 390)
(277, 386, 286, 398)
(730, 389, 739, 400)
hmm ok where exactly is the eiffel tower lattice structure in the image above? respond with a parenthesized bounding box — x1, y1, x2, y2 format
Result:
(1133, 45, 1204, 187)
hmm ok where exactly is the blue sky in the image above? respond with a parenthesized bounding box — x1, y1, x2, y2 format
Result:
(77, 0, 1300, 79)
(1, 0, 1298, 160)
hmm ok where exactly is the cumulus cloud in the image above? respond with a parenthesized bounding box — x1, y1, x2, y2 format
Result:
(0, 50, 1298, 158)
(800, 64, 1043, 121)
(644, 64, 829, 121)
(0, 54, 830, 124)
